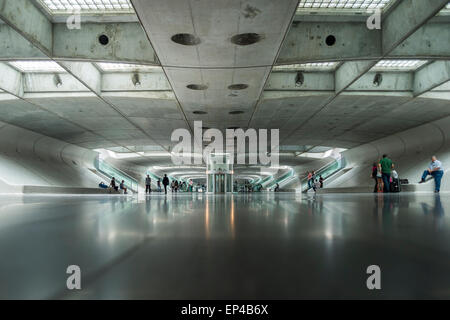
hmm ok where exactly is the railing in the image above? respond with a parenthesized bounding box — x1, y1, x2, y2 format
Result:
(265, 168, 296, 191)
(96, 159, 139, 193)
(300, 157, 346, 192)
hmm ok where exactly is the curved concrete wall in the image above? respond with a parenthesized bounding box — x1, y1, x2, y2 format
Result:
(0, 121, 102, 193)
(327, 116, 450, 191)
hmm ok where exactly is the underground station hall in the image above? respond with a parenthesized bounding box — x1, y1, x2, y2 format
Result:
(1, 0, 450, 306)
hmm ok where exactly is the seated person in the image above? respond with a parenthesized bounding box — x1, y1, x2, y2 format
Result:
(99, 182, 108, 189)
(110, 177, 119, 191)
(274, 183, 280, 192)
(419, 156, 444, 193)
(119, 180, 127, 194)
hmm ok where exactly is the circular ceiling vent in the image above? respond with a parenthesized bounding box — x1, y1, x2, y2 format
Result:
(98, 34, 109, 46)
(231, 33, 262, 45)
(229, 110, 244, 115)
(193, 110, 207, 115)
(187, 84, 208, 90)
(325, 35, 336, 46)
(171, 33, 201, 45)
(228, 84, 249, 90)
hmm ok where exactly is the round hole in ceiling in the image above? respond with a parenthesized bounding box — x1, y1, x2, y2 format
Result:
(193, 110, 207, 115)
(171, 33, 201, 46)
(187, 84, 208, 90)
(231, 33, 262, 45)
(98, 34, 109, 46)
(325, 35, 336, 46)
(228, 84, 249, 90)
(229, 111, 245, 115)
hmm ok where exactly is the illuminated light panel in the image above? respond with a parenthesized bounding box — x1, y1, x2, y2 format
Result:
(297, 0, 393, 11)
(371, 60, 428, 71)
(273, 62, 339, 71)
(96, 63, 162, 72)
(38, 0, 134, 14)
(8, 61, 66, 73)
(438, 2, 450, 14)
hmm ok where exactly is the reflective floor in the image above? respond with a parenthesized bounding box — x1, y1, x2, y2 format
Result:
(1, 192, 450, 299)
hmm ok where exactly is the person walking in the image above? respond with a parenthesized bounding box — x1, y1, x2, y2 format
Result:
(371, 162, 378, 193)
(162, 174, 170, 194)
(376, 163, 384, 193)
(419, 156, 444, 193)
(379, 154, 393, 193)
(145, 175, 151, 194)
(307, 172, 313, 189)
(157, 179, 162, 192)
(319, 175, 324, 189)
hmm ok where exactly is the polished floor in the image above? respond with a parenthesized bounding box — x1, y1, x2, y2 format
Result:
(0, 192, 450, 299)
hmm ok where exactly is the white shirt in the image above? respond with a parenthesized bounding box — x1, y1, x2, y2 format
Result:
(392, 170, 399, 179)
(429, 160, 443, 171)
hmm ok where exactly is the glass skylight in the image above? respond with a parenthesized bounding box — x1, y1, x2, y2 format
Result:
(297, 0, 393, 11)
(273, 62, 339, 71)
(371, 60, 428, 71)
(38, 0, 134, 14)
(8, 61, 66, 73)
(96, 63, 162, 72)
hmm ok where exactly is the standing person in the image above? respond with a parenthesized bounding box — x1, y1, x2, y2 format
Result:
(174, 180, 179, 193)
(391, 164, 400, 192)
(419, 156, 444, 193)
(171, 180, 175, 192)
(157, 179, 162, 192)
(371, 162, 378, 193)
(376, 163, 384, 193)
(379, 154, 393, 193)
(145, 175, 151, 194)
(307, 172, 313, 189)
(319, 175, 324, 189)
(189, 179, 194, 192)
(162, 174, 170, 194)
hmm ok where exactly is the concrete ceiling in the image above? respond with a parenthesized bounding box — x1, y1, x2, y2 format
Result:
(0, 0, 449, 181)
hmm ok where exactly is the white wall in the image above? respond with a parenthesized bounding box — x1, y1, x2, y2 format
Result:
(0, 121, 102, 193)
(327, 115, 450, 191)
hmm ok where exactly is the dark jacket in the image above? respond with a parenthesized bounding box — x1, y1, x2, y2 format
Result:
(162, 177, 169, 186)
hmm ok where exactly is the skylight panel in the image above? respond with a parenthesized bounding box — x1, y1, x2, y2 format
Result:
(273, 62, 339, 71)
(371, 60, 428, 71)
(8, 61, 66, 73)
(96, 63, 162, 72)
(297, 0, 394, 12)
(38, 0, 134, 14)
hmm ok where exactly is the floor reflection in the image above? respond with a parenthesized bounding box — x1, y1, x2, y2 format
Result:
(0, 192, 450, 299)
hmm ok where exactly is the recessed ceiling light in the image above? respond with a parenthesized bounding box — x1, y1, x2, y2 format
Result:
(96, 62, 162, 72)
(273, 62, 339, 71)
(229, 111, 245, 115)
(193, 111, 208, 115)
(297, 0, 394, 12)
(37, 0, 134, 14)
(8, 60, 66, 73)
(372, 60, 428, 71)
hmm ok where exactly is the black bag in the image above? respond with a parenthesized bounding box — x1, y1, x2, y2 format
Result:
(390, 179, 401, 193)
(399, 179, 409, 185)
